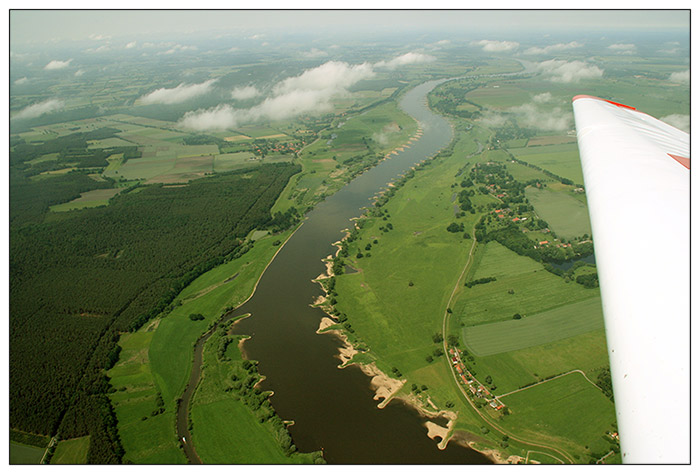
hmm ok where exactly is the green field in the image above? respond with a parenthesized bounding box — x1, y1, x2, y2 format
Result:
(524, 186, 592, 239)
(272, 100, 417, 215)
(50, 188, 122, 212)
(466, 83, 531, 109)
(454, 242, 598, 327)
(190, 329, 322, 464)
(51, 436, 91, 464)
(471, 328, 611, 395)
(500, 374, 617, 459)
(10, 442, 45, 464)
(108, 229, 295, 463)
(510, 143, 584, 185)
(462, 297, 603, 356)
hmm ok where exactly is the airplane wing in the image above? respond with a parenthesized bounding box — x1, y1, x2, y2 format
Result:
(572, 95, 689, 464)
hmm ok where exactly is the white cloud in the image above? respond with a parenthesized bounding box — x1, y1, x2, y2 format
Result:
(13, 99, 64, 120)
(479, 97, 572, 132)
(608, 43, 636, 54)
(179, 61, 374, 131)
(231, 85, 261, 101)
(524, 41, 583, 55)
(509, 102, 572, 131)
(14, 77, 29, 85)
(302, 48, 328, 58)
(669, 70, 689, 84)
(471, 40, 519, 52)
(660, 114, 690, 133)
(532, 92, 553, 103)
(535, 59, 603, 83)
(159, 44, 197, 55)
(74, 69, 85, 77)
(125, 41, 137, 49)
(139, 79, 217, 105)
(44, 59, 72, 70)
(374, 52, 436, 69)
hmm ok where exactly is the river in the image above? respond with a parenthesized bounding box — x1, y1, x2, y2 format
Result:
(178, 80, 491, 464)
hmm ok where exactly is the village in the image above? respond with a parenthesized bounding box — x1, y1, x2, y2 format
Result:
(448, 347, 506, 412)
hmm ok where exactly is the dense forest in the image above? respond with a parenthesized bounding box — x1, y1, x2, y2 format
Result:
(10, 159, 300, 461)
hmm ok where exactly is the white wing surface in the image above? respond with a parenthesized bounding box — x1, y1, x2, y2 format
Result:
(572, 95, 689, 464)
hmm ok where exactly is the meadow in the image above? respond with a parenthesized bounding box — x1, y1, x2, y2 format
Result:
(108, 228, 296, 463)
(499, 374, 617, 462)
(524, 186, 592, 239)
(49, 188, 122, 212)
(190, 329, 322, 464)
(510, 143, 584, 185)
(50, 436, 91, 464)
(462, 297, 604, 356)
(453, 242, 599, 326)
(10, 443, 45, 464)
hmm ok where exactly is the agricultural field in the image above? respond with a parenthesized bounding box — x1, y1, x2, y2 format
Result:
(462, 297, 604, 356)
(465, 83, 532, 110)
(10, 443, 45, 464)
(50, 436, 91, 464)
(50, 187, 123, 212)
(499, 375, 618, 463)
(454, 242, 599, 327)
(524, 186, 592, 239)
(510, 143, 584, 185)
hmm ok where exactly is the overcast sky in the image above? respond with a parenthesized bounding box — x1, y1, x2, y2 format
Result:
(10, 9, 690, 46)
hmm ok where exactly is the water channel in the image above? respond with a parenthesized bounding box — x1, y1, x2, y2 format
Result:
(177, 80, 491, 464)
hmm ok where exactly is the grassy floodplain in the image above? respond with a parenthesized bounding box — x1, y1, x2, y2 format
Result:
(108, 228, 310, 463)
(327, 99, 617, 462)
(190, 328, 323, 464)
(272, 99, 418, 215)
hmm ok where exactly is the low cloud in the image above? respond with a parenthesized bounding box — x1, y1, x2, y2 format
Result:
(14, 77, 29, 85)
(160, 44, 197, 55)
(608, 43, 636, 54)
(471, 40, 519, 52)
(532, 92, 554, 103)
(140, 79, 217, 105)
(374, 52, 436, 69)
(480, 95, 572, 132)
(535, 59, 603, 83)
(669, 70, 689, 84)
(660, 114, 690, 133)
(44, 59, 72, 70)
(509, 102, 572, 131)
(524, 41, 583, 55)
(74, 69, 85, 77)
(13, 99, 64, 120)
(179, 61, 374, 131)
(231, 85, 261, 101)
(125, 41, 137, 49)
(302, 48, 328, 58)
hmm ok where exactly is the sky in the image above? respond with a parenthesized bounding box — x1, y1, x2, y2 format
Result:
(9, 9, 690, 46)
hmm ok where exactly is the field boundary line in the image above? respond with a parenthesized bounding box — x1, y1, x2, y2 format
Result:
(498, 369, 603, 399)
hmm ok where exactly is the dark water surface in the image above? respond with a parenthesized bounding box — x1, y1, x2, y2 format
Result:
(188, 81, 491, 464)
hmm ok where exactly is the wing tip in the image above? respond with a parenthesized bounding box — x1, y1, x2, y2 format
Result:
(572, 95, 636, 110)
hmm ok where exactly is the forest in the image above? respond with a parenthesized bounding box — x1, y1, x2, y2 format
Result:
(9, 161, 300, 461)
